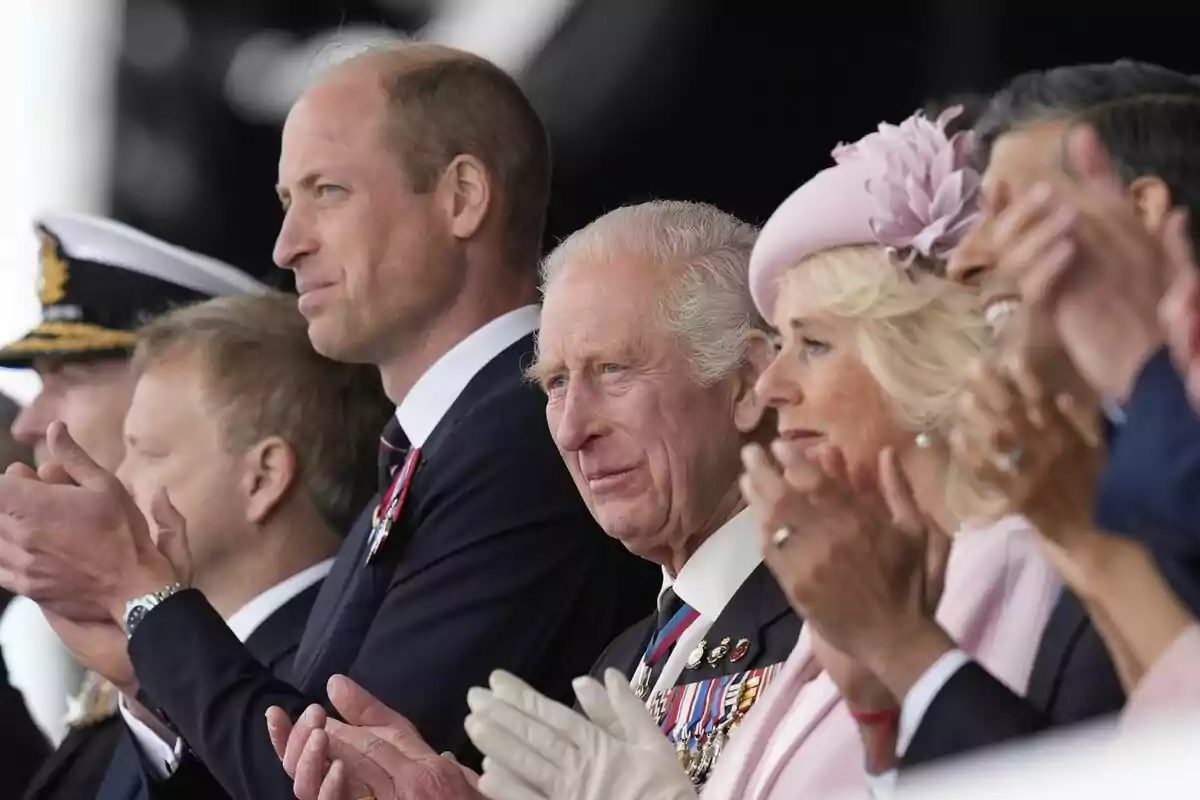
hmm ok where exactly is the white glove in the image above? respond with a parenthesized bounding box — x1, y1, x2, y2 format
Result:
(464, 668, 698, 800)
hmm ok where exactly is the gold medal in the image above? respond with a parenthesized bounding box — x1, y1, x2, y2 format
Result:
(686, 639, 706, 670)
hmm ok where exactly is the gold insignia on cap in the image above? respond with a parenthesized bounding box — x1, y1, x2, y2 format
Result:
(37, 231, 68, 306)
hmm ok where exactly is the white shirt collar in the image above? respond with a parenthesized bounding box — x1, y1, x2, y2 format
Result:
(660, 508, 763, 620)
(395, 305, 540, 448)
(225, 559, 333, 642)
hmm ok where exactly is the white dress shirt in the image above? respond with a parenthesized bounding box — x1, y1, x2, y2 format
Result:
(122, 559, 333, 777)
(643, 508, 763, 695)
(395, 305, 540, 447)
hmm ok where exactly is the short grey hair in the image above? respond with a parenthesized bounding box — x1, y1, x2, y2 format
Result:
(539, 200, 763, 385)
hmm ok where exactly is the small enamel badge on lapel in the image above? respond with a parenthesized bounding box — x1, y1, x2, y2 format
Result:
(685, 639, 706, 670)
(706, 637, 731, 667)
(728, 638, 750, 664)
(367, 448, 421, 564)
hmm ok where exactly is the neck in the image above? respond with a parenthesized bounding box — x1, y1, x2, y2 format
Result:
(377, 266, 537, 403)
(660, 483, 747, 578)
(898, 442, 957, 536)
(196, 511, 339, 622)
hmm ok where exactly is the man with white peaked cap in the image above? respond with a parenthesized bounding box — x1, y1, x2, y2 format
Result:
(0, 212, 267, 800)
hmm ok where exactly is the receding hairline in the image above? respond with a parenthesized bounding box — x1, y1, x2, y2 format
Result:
(321, 42, 497, 86)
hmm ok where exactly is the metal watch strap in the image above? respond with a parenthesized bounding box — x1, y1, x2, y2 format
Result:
(123, 583, 184, 638)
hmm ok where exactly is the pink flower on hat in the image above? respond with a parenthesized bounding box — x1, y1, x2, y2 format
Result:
(832, 106, 981, 267)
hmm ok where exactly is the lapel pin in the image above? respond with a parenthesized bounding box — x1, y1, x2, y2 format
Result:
(706, 637, 731, 668)
(686, 639, 706, 670)
(728, 638, 750, 664)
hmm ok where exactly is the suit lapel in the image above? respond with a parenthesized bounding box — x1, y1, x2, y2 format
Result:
(246, 583, 323, 676)
(292, 504, 376, 681)
(292, 334, 537, 687)
(673, 564, 794, 684)
(1026, 587, 1087, 711)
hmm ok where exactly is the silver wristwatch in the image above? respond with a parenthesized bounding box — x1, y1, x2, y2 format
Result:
(123, 583, 184, 638)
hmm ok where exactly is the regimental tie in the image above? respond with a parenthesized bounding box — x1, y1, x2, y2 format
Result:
(631, 588, 699, 701)
(368, 418, 420, 565)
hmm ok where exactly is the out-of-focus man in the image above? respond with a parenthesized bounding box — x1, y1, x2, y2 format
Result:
(0, 212, 265, 800)
(85, 293, 390, 800)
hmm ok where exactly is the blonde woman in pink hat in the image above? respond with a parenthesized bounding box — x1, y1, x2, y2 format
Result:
(719, 106, 1064, 799)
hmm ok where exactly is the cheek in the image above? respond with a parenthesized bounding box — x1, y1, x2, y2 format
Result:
(816, 362, 906, 470)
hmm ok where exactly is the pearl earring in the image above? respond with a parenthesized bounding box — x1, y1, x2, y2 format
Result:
(915, 432, 933, 449)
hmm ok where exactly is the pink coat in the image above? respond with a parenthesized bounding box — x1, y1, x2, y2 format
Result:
(1125, 623, 1200, 721)
(702, 515, 1062, 800)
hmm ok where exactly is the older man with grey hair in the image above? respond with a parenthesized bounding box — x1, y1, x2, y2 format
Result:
(267, 200, 804, 800)
(517, 198, 802, 785)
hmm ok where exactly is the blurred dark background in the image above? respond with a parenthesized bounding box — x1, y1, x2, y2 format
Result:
(107, 0, 1200, 288)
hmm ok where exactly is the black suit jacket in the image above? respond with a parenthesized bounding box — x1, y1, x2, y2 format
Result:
(902, 588, 1125, 768)
(125, 333, 659, 799)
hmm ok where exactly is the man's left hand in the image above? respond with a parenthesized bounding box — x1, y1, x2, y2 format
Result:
(0, 421, 184, 625)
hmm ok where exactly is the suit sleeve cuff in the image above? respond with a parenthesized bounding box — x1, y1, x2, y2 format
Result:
(896, 648, 971, 756)
(119, 694, 183, 778)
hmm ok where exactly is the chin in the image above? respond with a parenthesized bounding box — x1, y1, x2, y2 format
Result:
(305, 318, 371, 365)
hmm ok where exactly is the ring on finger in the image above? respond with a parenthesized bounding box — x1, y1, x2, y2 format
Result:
(992, 444, 1026, 474)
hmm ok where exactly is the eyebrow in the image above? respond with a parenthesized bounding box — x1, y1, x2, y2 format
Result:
(525, 355, 559, 386)
(275, 172, 329, 201)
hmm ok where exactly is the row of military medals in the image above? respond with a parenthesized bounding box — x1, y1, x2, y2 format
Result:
(636, 634, 763, 787)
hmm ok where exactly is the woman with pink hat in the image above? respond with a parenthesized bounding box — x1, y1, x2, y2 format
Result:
(714, 106, 1062, 799)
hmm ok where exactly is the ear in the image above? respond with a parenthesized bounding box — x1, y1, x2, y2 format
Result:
(438, 154, 492, 241)
(240, 436, 297, 525)
(1129, 175, 1174, 235)
(733, 331, 777, 433)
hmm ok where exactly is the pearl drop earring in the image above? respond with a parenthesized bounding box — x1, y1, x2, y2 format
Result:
(915, 432, 933, 449)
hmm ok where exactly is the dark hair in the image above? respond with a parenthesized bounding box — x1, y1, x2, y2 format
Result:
(975, 60, 1200, 239)
(378, 47, 552, 266)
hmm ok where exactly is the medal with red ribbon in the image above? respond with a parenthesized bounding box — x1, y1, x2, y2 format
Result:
(367, 447, 420, 564)
(632, 603, 700, 699)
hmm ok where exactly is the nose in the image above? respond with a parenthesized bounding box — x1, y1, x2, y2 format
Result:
(11, 396, 52, 450)
(755, 355, 803, 411)
(945, 218, 992, 287)
(273, 205, 319, 270)
(549, 384, 605, 453)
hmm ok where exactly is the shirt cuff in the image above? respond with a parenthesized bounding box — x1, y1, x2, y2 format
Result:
(867, 768, 898, 799)
(119, 694, 183, 778)
(896, 648, 971, 756)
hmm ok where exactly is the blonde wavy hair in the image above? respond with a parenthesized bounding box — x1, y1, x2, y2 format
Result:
(777, 244, 1005, 524)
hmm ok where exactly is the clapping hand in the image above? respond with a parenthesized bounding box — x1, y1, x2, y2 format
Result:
(463, 669, 696, 800)
(267, 675, 481, 800)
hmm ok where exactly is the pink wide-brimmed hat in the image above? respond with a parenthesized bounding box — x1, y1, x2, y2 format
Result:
(749, 107, 983, 318)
